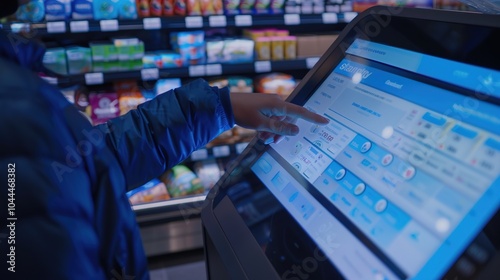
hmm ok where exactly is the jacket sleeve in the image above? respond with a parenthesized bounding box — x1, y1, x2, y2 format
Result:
(98, 79, 235, 191)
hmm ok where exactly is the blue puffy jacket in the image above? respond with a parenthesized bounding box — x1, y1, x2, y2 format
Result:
(0, 31, 234, 279)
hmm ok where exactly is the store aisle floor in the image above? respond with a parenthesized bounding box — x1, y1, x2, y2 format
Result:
(150, 261, 207, 280)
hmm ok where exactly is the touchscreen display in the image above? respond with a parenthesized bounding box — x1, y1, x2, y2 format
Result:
(247, 39, 500, 279)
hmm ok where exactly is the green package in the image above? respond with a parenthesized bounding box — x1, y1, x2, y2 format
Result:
(43, 48, 67, 75)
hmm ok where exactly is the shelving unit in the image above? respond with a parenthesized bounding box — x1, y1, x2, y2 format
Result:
(42, 57, 320, 86)
(3, 13, 356, 34)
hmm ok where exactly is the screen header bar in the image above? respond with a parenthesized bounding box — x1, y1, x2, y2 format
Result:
(346, 39, 500, 98)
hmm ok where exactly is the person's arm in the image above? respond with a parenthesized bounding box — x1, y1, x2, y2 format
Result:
(100, 79, 329, 191)
(99, 79, 234, 191)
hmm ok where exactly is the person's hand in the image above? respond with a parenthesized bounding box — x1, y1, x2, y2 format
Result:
(230, 92, 329, 144)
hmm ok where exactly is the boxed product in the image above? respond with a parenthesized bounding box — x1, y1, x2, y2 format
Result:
(90, 42, 118, 61)
(142, 52, 183, 68)
(222, 39, 254, 63)
(93, 0, 120, 19)
(71, 0, 94, 19)
(209, 76, 253, 93)
(206, 40, 225, 63)
(270, 37, 284, 60)
(127, 178, 171, 205)
(115, 81, 145, 115)
(43, 48, 68, 75)
(89, 91, 120, 125)
(66, 46, 93, 74)
(160, 165, 205, 198)
(187, 0, 202, 15)
(44, 0, 71, 21)
(283, 36, 297, 59)
(155, 78, 182, 95)
(170, 30, 205, 46)
(112, 37, 144, 61)
(16, 0, 45, 22)
(255, 72, 296, 100)
(255, 37, 271, 60)
(150, 0, 163, 16)
(193, 160, 223, 190)
(136, 0, 150, 16)
(176, 44, 205, 65)
(224, 0, 241, 14)
(119, 0, 138, 18)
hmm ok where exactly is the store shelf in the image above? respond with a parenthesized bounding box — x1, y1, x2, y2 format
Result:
(2, 13, 356, 35)
(43, 58, 321, 87)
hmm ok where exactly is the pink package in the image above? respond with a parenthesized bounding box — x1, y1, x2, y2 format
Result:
(89, 92, 120, 125)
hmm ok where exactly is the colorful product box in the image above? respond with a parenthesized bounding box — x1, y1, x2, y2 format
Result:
(89, 92, 120, 125)
(90, 42, 119, 61)
(93, 0, 119, 19)
(43, 48, 68, 75)
(200, 0, 223, 15)
(170, 31, 204, 47)
(66, 46, 93, 74)
(44, 0, 71, 20)
(16, 0, 46, 22)
(136, 0, 150, 16)
(119, 0, 138, 18)
(222, 39, 254, 62)
(71, 0, 94, 19)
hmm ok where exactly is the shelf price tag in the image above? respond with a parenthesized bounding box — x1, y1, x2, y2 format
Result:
(141, 68, 159, 81)
(10, 23, 30, 33)
(284, 14, 300, 25)
(205, 64, 222, 76)
(306, 57, 320, 69)
(143, 18, 162, 30)
(185, 16, 203, 28)
(236, 142, 249, 154)
(70, 21, 89, 33)
(189, 65, 206, 77)
(41, 76, 58, 85)
(235, 15, 252, 26)
(209, 15, 227, 27)
(343, 12, 357, 23)
(213, 146, 230, 158)
(191, 149, 208, 161)
(254, 61, 271, 73)
(85, 72, 104, 85)
(47, 21, 66, 33)
(100, 19, 119, 31)
(322, 13, 338, 24)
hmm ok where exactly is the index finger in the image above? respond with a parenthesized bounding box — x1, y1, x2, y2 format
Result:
(283, 103, 329, 124)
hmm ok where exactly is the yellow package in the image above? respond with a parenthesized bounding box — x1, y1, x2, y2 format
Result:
(284, 36, 297, 60)
(271, 37, 284, 61)
(255, 37, 271, 61)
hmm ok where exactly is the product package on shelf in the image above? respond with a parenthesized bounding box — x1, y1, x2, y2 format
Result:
(170, 31, 206, 65)
(115, 80, 146, 115)
(66, 46, 93, 74)
(93, 0, 119, 19)
(89, 90, 120, 125)
(200, 0, 224, 15)
(193, 159, 223, 190)
(255, 72, 296, 100)
(206, 38, 254, 64)
(142, 52, 183, 68)
(128, 178, 171, 205)
(44, 0, 72, 21)
(155, 78, 182, 95)
(43, 48, 68, 75)
(223, 0, 241, 14)
(72, 0, 94, 19)
(160, 165, 205, 198)
(244, 28, 297, 61)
